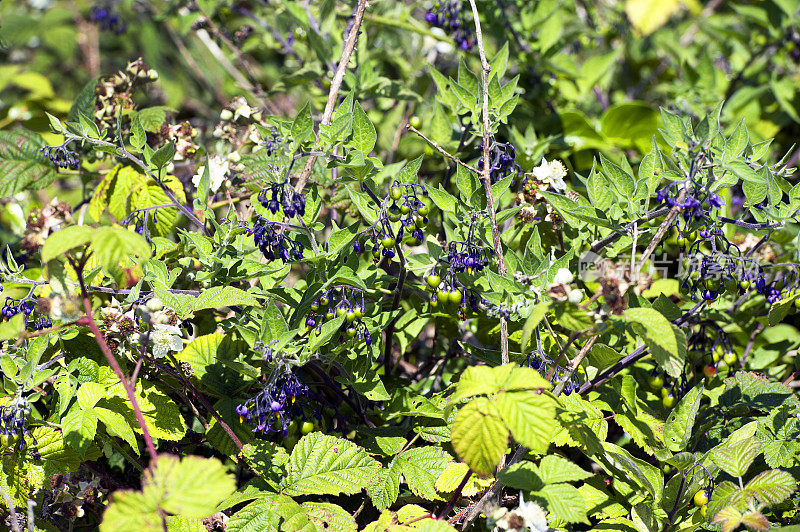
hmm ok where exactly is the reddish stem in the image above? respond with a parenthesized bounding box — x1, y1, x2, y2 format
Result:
(75, 268, 158, 461)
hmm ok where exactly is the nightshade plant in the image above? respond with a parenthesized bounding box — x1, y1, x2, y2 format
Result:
(1, 1, 800, 532)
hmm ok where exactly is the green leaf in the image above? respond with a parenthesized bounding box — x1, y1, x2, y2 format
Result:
(193, 286, 259, 312)
(622, 307, 682, 377)
(724, 119, 749, 161)
(152, 141, 176, 169)
(451, 364, 552, 403)
(427, 185, 458, 213)
(600, 102, 658, 152)
(77, 382, 106, 410)
(62, 407, 98, 457)
(712, 437, 760, 477)
(41, 225, 94, 262)
(130, 114, 147, 150)
(301, 502, 357, 532)
(95, 407, 139, 453)
(0, 130, 58, 195)
(451, 398, 508, 476)
(743, 469, 796, 504)
(537, 455, 592, 484)
(147, 455, 237, 517)
(536, 483, 588, 523)
(495, 390, 557, 454)
(280, 433, 381, 496)
(599, 154, 634, 200)
(101, 455, 236, 532)
(398, 446, 451, 500)
(724, 160, 763, 184)
(663, 384, 702, 452)
(291, 102, 314, 147)
(521, 302, 548, 354)
(91, 226, 152, 272)
(366, 458, 402, 511)
(351, 102, 377, 155)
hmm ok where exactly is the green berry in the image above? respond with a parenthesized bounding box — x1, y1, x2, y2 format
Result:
(381, 237, 395, 249)
(346, 311, 356, 323)
(426, 275, 441, 289)
(390, 187, 403, 200)
(301, 421, 315, 435)
(346, 327, 356, 338)
(409, 115, 421, 129)
(723, 351, 737, 365)
(693, 489, 709, 507)
(417, 205, 429, 216)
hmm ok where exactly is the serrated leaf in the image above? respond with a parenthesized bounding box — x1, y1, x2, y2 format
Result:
(77, 382, 106, 409)
(743, 469, 796, 504)
(0, 129, 58, 195)
(623, 307, 683, 377)
(451, 398, 508, 476)
(537, 455, 592, 484)
(495, 390, 557, 454)
(712, 437, 760, 477)
(435, 462, 493, 496)
(301, 502, 357, 532)
(41, 225, 94, 262)
(397, 446, 451, 500)
(366, 458, 402, 511)
(95, 407, 139, 453)
(91, 226, 151, 273)
(193, 286, 259, 312)
(62, 407, 98, 457)
(281, 433, 381, 496)
(535, 483, 587, 523)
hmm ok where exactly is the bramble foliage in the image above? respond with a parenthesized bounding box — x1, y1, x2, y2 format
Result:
(1, 1, 800, 531)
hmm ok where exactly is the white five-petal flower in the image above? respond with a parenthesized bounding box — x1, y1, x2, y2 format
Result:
(150, 323, 183, 358)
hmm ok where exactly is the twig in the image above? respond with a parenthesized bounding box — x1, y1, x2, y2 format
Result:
(155, 356, 244, 451)
(294, 0, 369, 193)
(0, 484, 21, 532)
(552, 335, 596, 395)
(636, 190, 686, 271)
(467, 0, 509, 364)
(438, 469, 473, 519)
(72, 257, 158, 461)
(406, 124, 480, 174)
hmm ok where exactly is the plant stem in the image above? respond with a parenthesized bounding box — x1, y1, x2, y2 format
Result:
(438, 469, 473, 519)
(406, 124, 480, 174)
(72, 258, 158, 461)
(467, 0, 508, 364)
(294, 0, 369, 192)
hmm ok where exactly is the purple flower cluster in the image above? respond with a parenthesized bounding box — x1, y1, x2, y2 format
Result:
(424, 1, 473, 50)
(88, 3, 127, 34)
(1, 297, 33, 319)
(0, 400, 40, 459)
(478, 142, 521, 185)
(236, 371, 311, 435)
(40, 143, 80, 170)
(250, 217, 305, 262)
(258, 181, 306, 219)
(261, 130, 283, 156)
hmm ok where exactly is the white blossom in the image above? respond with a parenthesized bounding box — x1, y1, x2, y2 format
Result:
(192, 155, 229, 194)
(150, 324, 183, 358)
(553, 267, 574, 285)
(532, 158, 568, 192)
